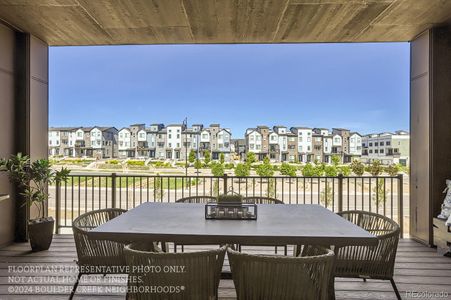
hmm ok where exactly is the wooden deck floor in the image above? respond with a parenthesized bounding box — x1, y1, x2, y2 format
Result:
(0, 235, 450, 300)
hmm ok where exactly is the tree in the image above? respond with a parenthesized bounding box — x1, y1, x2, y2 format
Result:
(350, 160, 365, 176)
(256, 157, 274, 177)
(234, 163, 250, 177)
(386, 164, 399, 176)
(219, 153, 225, 164)
(211, 162, 225, 177)
(245, 152, 256, 165)
(302, 163, 315, 177)
(331, 155, 341, 166)
(369, 160, 383, 176)
(188, 149, 196, 164)
(280, 163, 297, 177)
(204, 150, 211, 165)
(194, 159, 202, 172)
(372, 178, 388, 209)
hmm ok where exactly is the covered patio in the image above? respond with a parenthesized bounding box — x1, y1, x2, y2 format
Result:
(1, 235, 450, 299)
(1, 0, 451, 299)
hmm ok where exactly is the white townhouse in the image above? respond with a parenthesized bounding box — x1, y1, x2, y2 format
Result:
(246, 129, 262, 153)
(166, 124, 183, 160)
(349, 132, 363, 156)
(291, 127, 313, 162)
(118, 128, 132, 158)
(361, 131, 410, 166)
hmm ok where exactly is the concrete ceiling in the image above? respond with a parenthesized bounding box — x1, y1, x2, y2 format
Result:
(0, 0, 451, 46)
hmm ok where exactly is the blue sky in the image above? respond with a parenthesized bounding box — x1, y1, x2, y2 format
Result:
(49, 43, 409, 136)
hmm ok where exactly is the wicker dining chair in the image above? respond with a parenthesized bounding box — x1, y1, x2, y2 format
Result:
(335, 210, 401, 300)
(228, 246, 335, 300)
(124, 243, 226, 300)
(239, 196, 287, 255)
(174, 196, 218, 252)
(71, 208, 128, 299)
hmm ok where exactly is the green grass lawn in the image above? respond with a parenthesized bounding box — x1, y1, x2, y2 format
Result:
(51, 176, 199, 189)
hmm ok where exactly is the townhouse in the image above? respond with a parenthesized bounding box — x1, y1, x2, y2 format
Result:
(361, 131, 410, 166)
(48, 127, 79, 156)
(290, 127, 313, 163)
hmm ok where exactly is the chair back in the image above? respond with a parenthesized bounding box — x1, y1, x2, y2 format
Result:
(176, 196, 217, 203)
(125, 243, 226, 300)
(336, 210, 400, 278)
(242, 196, 283, 204)
(72, 208, 127, 268)
(228, 247, 334, 300)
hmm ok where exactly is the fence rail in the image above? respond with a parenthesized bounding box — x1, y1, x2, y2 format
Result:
(51, 173, 404, 237)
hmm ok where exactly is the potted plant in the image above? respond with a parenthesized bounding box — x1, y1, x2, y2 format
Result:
(0, 153, 70, 251)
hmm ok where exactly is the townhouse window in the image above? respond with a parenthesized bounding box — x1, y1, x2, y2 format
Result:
(369, 150, 373, 153)
(369, 142, 373, 146)
(375, 149, 378, 153)
(386, 141, 391, 146)
(394, 148, 399, 153)
(380, 142, 384, 146)
(177, 143, 180, 148)
(380, 149, 384, 153)
(169, 143, 172, 148)
(307, 146, 311, 151)
(299, 137, 303, 142)
(250, 144, 254, 150)
(49, 140, 52, 145)
(307, 137, 311, 142)
(375, 142, 378, 146)
(177, 134, 180, 138)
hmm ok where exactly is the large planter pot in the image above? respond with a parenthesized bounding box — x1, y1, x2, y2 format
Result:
(28, 217, 54, 252)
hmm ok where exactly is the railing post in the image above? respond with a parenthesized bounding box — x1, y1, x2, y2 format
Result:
(337, 174, 343, 212)
(223, 174, 228, 194)
(55, 179, 60, 234)
(111, 173, 117, 208)
(397, 174, 404, 238)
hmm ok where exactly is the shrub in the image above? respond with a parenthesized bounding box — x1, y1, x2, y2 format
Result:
(368, 160, 383, 176)
(188, 149, 196, 164)
(339, 165, 351, 176)
(302, 163, 315, 177)
(331, 155, 341, 166)
(127, 160, 145, 166)
(224, 163, 235, 169)
(219, 153, 225, 164)
(235, 163, 250, 177)
(106, 159, 119, 165)
(324, 165, 338, 177)
(256, 157, 274, 177)
(194, 159, 202, 170)
(350, 160, 365, 176)
(386, 164, 400, 176)
(245, 152, 256, 165)
(204, 150, 211, 165)
(211, 162, 225, 177)
(280, 163, 297, 177)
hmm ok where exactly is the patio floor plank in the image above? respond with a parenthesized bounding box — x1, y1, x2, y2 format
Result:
(0, 235, 450, 299)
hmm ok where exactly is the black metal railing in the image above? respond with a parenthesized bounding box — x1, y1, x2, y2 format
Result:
(50, 173, 404, 236)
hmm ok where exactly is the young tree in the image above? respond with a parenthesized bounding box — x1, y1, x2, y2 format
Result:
(331, 155, 341, 166)
(369, 160, 383, 176)
(280, 163, 297, 177)
(350, 159, 365, 176)
(245, 152, 256, 165)
(219, 153, 225, 164)
(211, 162, 225, 177)
(194, 159, 202, 173)
(188, 149, 196, 164)
(256, 157, 274, 177)
(234, 163, 250, 177)
(204, 150, 211, 165)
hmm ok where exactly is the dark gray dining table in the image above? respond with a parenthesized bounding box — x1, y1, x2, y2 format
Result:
(89, 202, 377, 247)
(89, 202, 377, 300)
